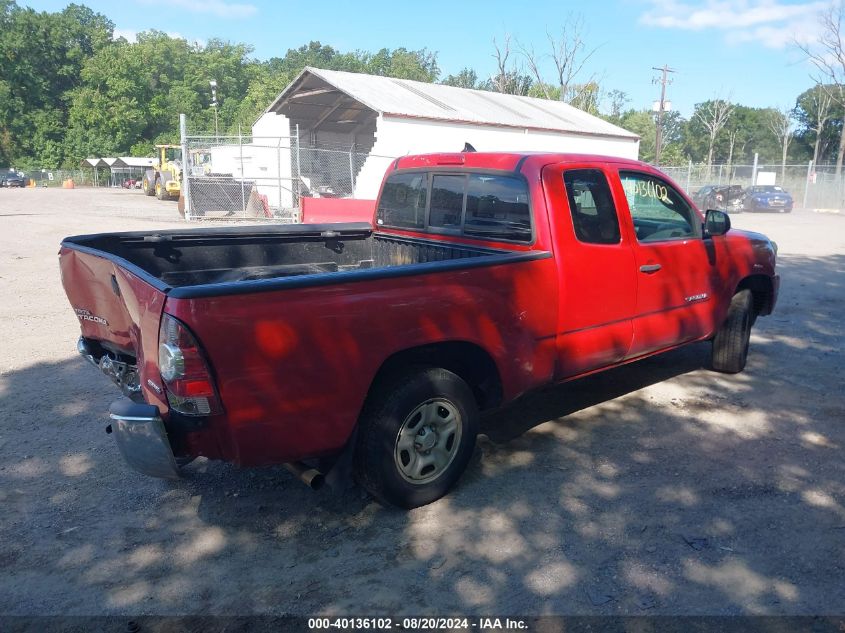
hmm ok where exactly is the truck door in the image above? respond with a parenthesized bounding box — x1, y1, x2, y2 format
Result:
(543, 164, 637, 378)
(615, 169, 716, 357)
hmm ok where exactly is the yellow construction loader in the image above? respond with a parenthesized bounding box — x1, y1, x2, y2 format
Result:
(142, 145, 182, 200)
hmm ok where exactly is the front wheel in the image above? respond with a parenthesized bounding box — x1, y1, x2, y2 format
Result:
(354, 368, 479, 509)
(712, 289, 753, 374)
(142, 175, 155, 196)
(155, 178, 167, 200)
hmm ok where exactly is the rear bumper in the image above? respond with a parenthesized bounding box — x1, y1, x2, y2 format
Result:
(108, 399, 180, 479)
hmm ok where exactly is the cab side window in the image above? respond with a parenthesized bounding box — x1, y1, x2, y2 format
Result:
(562, 169, 621, 245)
(376, 172, 429, 229)
(464, 174, 532, 241)
(620, 172, 697, 242)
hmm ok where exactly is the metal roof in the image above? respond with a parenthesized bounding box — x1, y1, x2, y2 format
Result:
(81, 157, 155, 169)
(114, 157, 155, 168)
(267, 67, 639, 141)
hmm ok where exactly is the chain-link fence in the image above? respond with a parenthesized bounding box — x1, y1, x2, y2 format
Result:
(7, 167, 152, 188)
(179, 108, 845, 222)
(658, 162, 845, 210)
(4, 168, 96, 187)
(181, 128, 395, 222)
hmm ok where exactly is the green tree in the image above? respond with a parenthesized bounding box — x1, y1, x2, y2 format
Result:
(0, 1, 114, 166)
(363, 47, 439, 82)
(614, 109, 686, 165)
(64, 31, 258, 161)
(682, 103, 785, 165)
(441, 68, 484, 89)
(793, 85, 844, 165)
(604, 89, 630, 120)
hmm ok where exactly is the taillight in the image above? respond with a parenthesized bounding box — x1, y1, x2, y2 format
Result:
(158, 313, 221, 416)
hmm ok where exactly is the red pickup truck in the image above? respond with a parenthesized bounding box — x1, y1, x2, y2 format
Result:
(60, 152, 779, 508)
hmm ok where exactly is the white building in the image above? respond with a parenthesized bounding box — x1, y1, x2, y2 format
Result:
(250, 67, 639, 206)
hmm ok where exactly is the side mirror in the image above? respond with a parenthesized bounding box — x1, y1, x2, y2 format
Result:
(704, 209, 731, 237)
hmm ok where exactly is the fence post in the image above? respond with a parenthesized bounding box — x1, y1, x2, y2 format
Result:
(349, 142, 356, 195)
(802, 160, 813, 210)
(239, 124, 246, 216)
(718, 164, 723, 185)
(277, 136, 283, 216)
(180, 113, 192, 219)
(295, 123, 302, 208)
(686, 159, 692, 192)
(751, 152, 759, 186)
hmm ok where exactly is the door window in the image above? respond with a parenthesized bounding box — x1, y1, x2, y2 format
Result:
(620, 172, 697, 242)
(562, 169, 621, 244)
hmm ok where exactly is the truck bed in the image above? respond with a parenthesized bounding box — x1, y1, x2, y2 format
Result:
(62, 223, 543, 299)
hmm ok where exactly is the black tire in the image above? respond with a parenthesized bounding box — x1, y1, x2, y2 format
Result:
(142, 175, 155, 196)
(354, 367, 479, 509)
(712, 289, 753, 374)
(155, 177, 167, 200)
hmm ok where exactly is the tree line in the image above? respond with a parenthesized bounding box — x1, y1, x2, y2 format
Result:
(0, 1, 837, 170)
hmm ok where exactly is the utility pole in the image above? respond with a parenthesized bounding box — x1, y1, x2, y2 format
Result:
(651, 65, 676, 164)
(209, 79, 219, 142)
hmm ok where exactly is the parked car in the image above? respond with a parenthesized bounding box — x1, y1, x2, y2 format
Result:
(0, 171, 26, 188)
(742, 185, 793, 213)
(59, 152, 779, 509)
(692, 184, 744, 213)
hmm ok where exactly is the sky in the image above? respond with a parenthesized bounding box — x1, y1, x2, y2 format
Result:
(21, 0, 831, 117)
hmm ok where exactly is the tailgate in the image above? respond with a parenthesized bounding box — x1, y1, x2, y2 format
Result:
(59, 245, 168, 408)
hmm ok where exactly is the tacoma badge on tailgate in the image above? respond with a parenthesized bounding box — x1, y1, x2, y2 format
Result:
(74, 308, 108, 326)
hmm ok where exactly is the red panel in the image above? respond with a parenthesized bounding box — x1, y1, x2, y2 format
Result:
(59, 152, 779, 471)
(59, 248, 170, 414)
(300, 197, 375, 224)
(540, 162, 637, 377)
(166, 256, 559, 466)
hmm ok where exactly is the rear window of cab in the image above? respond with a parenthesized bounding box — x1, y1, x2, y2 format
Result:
(376, 171, 532, 242)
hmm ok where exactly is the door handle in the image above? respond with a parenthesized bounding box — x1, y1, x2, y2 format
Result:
(639, 264, 662, 273)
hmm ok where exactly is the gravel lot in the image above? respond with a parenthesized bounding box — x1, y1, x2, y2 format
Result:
(0, 187, 843, 617)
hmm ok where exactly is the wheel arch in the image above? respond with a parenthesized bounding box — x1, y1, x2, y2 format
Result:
(367, 341, 504, 413)
(736, 274, 775, 317)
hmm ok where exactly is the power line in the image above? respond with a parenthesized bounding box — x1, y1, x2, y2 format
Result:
(652, 65, 676, 165)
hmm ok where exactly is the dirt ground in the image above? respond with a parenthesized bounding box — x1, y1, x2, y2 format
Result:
(0, 187, 843, 617)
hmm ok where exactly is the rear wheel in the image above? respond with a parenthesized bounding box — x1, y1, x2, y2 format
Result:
(354, 368, 478, 509)
(712, 289, 753, 374)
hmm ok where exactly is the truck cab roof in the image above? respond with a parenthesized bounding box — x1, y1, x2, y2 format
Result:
(392, 152, 647, 173)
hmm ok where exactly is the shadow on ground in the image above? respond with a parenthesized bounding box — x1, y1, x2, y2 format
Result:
(0, 254, 843, 616)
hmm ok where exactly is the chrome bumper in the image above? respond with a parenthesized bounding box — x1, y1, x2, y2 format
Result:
(108, 399, 180, 479)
